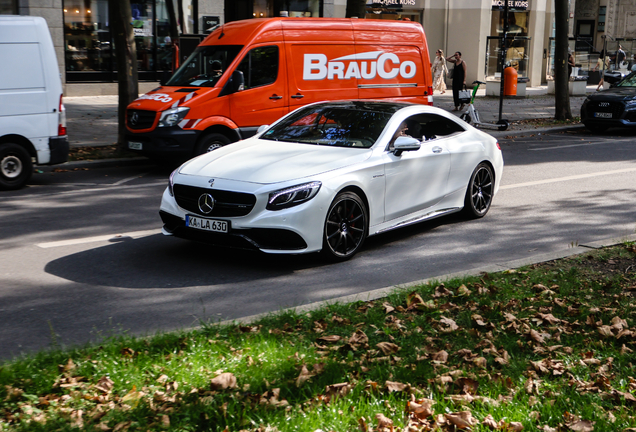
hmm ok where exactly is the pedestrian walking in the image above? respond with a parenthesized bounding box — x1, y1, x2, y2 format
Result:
(593, 50, 609, 91)
(568, 49, 575, 79)
(431, 49, 448, 94)
(446, 51, 467, 111)
(616, 44, 626, 68)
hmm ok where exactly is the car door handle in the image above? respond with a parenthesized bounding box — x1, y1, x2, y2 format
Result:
(432, 146, 443, 154)
(269, 94, 283, 100)
(291, 94, 304, 99)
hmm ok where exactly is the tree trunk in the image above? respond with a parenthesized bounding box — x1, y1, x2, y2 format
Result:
(554, 0, 572, 120)
(110, 0, 139, 149)
(345, 0, 366, 18)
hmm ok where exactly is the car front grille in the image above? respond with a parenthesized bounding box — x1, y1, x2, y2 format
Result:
(586, 101, 625, 118)
(127, 109, 157, 130)
(173, 184, 257, 217)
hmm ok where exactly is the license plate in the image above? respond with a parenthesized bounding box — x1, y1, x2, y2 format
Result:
(594, 112, 612, 118)
(186, 215, 229, 233)
(128, 141, 143, 150)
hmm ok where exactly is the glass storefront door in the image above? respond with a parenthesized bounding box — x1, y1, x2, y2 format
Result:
(63, 0, 194, 82)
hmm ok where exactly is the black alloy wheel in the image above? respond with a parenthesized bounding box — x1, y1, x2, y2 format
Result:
(0, 143, 32, 191)
(194, 133, 231, 156)
(463, 163, 494, 219)
(321, 192, 368, 261)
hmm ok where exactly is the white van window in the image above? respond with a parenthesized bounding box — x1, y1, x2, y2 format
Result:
(166, 45, 243, 87)
(236, 46, 279, 89)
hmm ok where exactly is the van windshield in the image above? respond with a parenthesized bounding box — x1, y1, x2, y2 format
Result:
(166, 45, 243, 87)
(260, 103, 395, 148)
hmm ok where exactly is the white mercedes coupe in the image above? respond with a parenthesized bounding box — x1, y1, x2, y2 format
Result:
(159, 101, 504, 261)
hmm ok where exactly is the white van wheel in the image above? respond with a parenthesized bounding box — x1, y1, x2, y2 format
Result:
(0, 143, 33, 191)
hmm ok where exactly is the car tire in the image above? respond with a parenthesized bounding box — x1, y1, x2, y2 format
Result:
(194, 133, 230, 156)
(463, 162, 494, 219)
(0, 143, 32, 191)
(321, 191, 368, 261)
(584, 123, 609, 134)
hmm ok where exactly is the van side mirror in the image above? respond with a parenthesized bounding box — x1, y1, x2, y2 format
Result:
(220, 70, 245, 96)
(393, 136, 421, 156)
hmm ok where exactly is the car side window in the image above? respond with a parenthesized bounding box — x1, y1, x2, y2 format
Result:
(405, 114, 465, 140)
(236, 46, 279, 90)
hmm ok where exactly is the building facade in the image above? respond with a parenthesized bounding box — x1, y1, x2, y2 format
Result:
(11, 0, 630, 95)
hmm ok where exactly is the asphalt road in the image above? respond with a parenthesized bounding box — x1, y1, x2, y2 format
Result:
(1, 128, 635, 360)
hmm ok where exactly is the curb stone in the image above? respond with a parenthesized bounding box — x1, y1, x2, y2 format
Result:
(213, 232, 636, 328)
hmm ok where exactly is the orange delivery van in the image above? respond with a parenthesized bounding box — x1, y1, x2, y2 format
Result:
(125, 17, 434, 160)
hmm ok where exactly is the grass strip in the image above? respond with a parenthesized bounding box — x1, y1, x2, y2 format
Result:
(1, 243, 635, 432)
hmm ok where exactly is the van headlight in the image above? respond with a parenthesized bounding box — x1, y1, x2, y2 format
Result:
(267, 181, 322, 210)
(158, 107, 190, 127)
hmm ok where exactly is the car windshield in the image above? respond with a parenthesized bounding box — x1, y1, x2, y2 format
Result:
(166, 45, 243, 87)
(260, 104, 394, 148)
(616, 71, 636, 87)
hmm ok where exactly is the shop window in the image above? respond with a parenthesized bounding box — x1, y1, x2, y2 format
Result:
(237, 46, 279, 89)
(0, 0, 18, 14)
(64, 0, 112, 73)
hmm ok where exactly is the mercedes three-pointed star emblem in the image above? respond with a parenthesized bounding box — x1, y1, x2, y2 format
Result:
(198, 193, 215, 214)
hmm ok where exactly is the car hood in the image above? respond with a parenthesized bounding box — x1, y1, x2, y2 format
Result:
(179, 139, 373, 184)
(587, 87, 636, 102)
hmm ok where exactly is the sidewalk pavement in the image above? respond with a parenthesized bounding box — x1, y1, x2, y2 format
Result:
(64, 85, 596, 150)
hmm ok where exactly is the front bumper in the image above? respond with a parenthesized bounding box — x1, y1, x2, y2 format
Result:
(581, 101, 636, 127)
(158, 179, 331, 254)
(126, 127, 201, 160)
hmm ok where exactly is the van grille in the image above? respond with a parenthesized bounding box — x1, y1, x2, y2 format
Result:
(173, 185, 257, 217)
(127, 109, 157, 130)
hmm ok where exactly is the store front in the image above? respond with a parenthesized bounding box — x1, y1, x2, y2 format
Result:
(365, 0, 423, 23)
(224, 0, 322, 22)
(63, 0, 197, 82)
(485, 0, 531, 79)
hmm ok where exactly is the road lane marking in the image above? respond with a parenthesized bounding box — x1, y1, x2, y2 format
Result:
(529, 142, 601, 150)
(111, 172, 151, 186)
(37, 229, 160, 249)
(527, 136, 635, 151)
(500, 167, 636, 190)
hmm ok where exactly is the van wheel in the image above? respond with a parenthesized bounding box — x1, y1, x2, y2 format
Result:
(0, 143, 32, 191)
(195, 133, 231, 156)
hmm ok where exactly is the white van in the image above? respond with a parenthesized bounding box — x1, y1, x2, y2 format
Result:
(0, 15, 68, 190)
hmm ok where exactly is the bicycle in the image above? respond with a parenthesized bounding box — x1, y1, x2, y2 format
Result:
(458, 81, 509, 131)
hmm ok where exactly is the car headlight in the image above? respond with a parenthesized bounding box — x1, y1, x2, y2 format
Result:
(168, 168, 178, 196)
(625, 99, 636, 107)
(267, 181, 322, 211)
(158, 107, 190, 127)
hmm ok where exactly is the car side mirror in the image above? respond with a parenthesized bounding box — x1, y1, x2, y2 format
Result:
(257, 124, 269, 134)
(393, 136, 421, 156)
(219, 70, 245, 96)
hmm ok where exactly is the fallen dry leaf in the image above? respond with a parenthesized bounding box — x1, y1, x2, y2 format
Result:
(211, 373, 237, 390)
(444, 411, 478, 428)
(385, 380, 409, 393)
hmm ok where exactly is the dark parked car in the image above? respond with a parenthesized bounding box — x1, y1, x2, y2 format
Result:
(581, 71, 636, 133)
